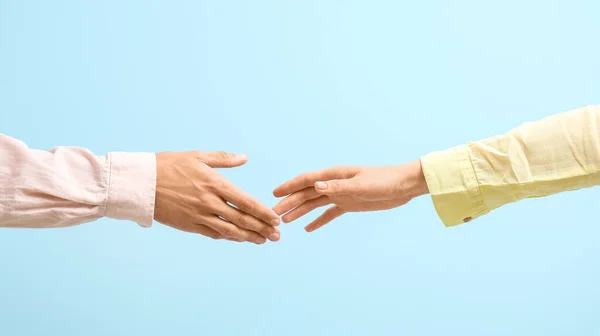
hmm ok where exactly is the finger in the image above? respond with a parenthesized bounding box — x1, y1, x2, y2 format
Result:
(305, 206, 345, 232)
(195, 151, 248, 168)
(218, 181, 281, 226)
(314, 178, 360, 196)
(188, 224, 225, 240)
(221, 232, 244, 242)
(273, 166, 357, 198)
(204, 215, 267, 244)
(272, 187, 321, 215)
(219, 203, 281, 241)
(282, 196, 332, 223)
(217, 230, 243, 242)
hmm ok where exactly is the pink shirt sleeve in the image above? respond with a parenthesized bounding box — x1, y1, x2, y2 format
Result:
(0, 134, 156, 228)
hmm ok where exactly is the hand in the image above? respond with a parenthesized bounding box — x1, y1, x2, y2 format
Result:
(153, 151, 281, 244)
(272, 160, 429, 232)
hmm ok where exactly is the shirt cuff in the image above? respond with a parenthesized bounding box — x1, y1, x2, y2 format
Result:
(420, 144, 489, 227)
(105, 152, 156, 228)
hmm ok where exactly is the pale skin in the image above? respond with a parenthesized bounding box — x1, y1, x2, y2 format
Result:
(272, 160, 430, 232)
(153, 151, 281, 244)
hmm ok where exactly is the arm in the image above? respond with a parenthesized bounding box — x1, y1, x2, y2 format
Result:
(0, 133, 155, 228)
(0, 134, 281, 243)
(272, 105, 600, 231)
(422, 104, 600, 226)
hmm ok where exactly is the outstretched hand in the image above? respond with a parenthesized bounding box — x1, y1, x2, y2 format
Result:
(272, 160, 428, 232)
(154, 151, 281, 244)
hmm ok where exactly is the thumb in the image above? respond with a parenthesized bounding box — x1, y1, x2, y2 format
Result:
(314, 179, 358, 195)
(198, 151, 248, 168)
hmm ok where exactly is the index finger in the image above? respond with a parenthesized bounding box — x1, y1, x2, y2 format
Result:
(218, 179, 281, 226)
(273, 166, 357, 198)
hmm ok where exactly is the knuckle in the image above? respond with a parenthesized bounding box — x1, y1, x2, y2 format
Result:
(197, 192, 212, 204)
(239, 197, 255, 211)
(260, 225, 274, 237)
(197, 194, 216, 210)
(194, 213, 207, 224)
(298, 188, 315, 203)
(215, 151, 230, 161)
(211, 178, 228, 191)
(235, 213, 247, 227)
(221, 226, 235, 237)
(191, 151, 208, 163)
(281, 198, 294, 210)
(294, 192, 307, 203)
(246, 232, 260, 242)
(207, 231, 221, 239)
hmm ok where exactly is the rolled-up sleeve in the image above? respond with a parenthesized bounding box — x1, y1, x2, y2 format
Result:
(0, 134, 156, 228)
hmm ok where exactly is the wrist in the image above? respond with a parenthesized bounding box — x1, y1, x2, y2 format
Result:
(398, 160, 429, 199)
(153, 152, 172, 224)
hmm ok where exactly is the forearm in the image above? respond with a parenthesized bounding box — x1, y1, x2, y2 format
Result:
(0, 134, 156, 228)
(421, 105, 600, 226)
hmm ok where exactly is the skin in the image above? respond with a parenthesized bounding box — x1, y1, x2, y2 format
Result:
(273, 160, 429, 232)
(153, 151, 281, 244)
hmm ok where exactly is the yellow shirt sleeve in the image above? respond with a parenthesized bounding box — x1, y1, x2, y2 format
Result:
(420, 105, 600, 227)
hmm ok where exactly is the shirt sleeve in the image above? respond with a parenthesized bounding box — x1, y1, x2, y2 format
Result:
(0, 134, 156, 228)
(420, 105, 600, 227)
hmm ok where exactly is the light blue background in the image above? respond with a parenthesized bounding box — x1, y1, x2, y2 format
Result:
(1, 1, 599, 335)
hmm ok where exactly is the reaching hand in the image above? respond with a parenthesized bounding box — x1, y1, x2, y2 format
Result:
(153, 151, 281, 244)
(272, 160, 429, 232)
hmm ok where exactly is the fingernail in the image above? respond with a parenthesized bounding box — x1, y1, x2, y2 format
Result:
(270, 218, 280, 226)
(315, 182, 327, 190)
(237, 154, 248, 160)
(256, 237, 266, 244)
(268, 232, 280, 241)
